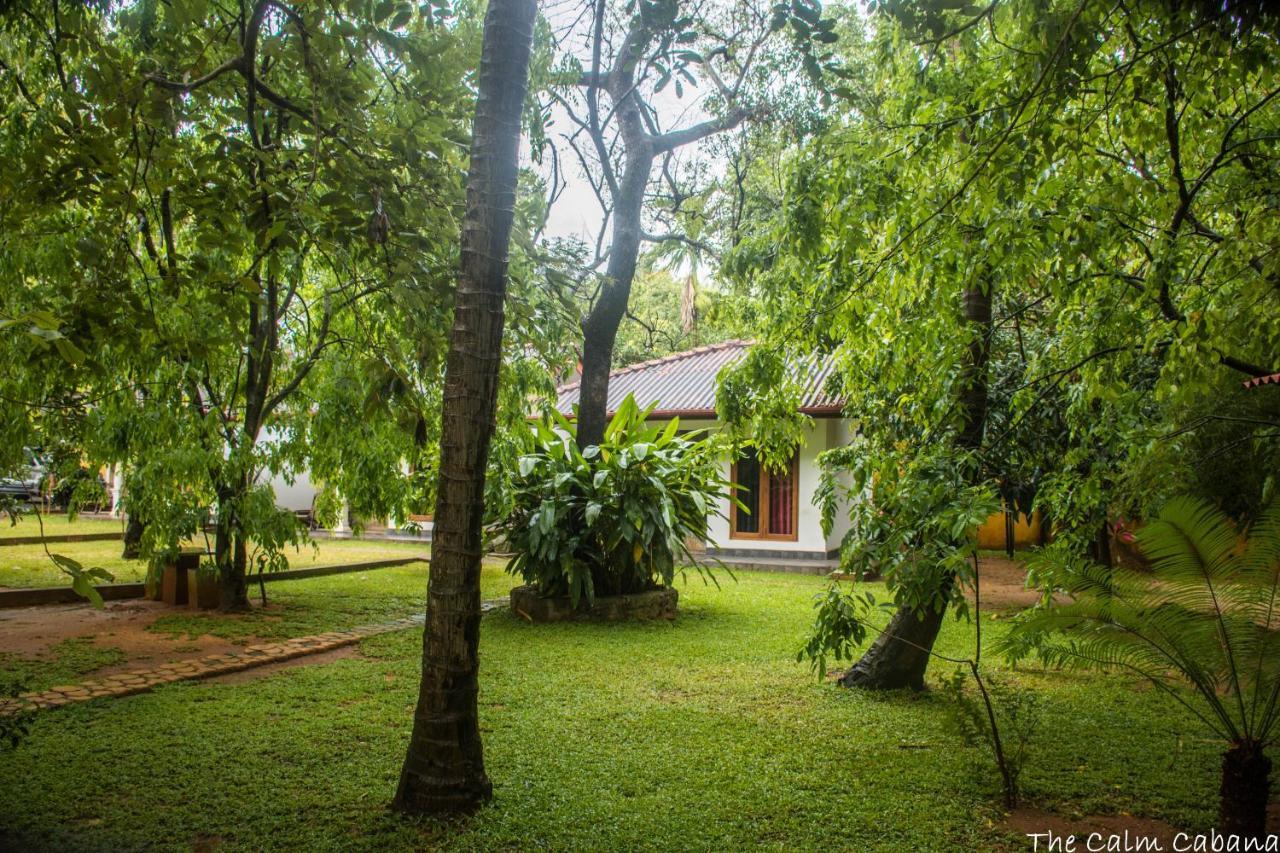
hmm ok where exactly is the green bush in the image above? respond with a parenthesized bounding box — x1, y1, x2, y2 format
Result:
(498, 395, 731, 605)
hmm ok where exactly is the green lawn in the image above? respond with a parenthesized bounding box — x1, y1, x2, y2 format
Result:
(0, 638, 127, 694)
(147, 561, 512, 644)
(0, 514, 124, 539)
(0, 536, 432, 588)
(0, 568, 1241, 851)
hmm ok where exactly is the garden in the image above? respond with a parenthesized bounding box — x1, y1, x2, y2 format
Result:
(2, 0, 1278, 850)
(0, 565, 1237, 851)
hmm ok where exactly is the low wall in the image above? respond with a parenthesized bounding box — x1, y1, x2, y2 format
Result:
(509, 584, 678, 622)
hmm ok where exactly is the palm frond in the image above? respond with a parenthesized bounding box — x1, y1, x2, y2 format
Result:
(1004, 496, 1280, 745)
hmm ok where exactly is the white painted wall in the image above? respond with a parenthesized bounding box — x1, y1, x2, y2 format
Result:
(650, 416, 854, 556)
(266, 467, 317, 513)
(823, 418, 857, 555)
(257, 428, 317, 513)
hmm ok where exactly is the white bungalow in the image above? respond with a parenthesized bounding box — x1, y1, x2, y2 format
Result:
(554, 340, 853, 573)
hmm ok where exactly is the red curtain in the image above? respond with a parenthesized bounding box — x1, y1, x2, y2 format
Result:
(768, 464, 793, 536)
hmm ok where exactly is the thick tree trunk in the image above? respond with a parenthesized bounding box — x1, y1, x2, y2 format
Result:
(843, 282, 994, 690)
(839, 600, 949, 690)
(1219, 740, 1271, 840)
(393, 0, 535, 816)
(214, 485, 251, 611)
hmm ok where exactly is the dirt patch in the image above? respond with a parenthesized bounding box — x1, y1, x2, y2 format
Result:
(963, 557, 1046, 612)
(1001, 808, 1183, 848)
(1001, 803, 1280, 849)
(0, 599, 256, 674)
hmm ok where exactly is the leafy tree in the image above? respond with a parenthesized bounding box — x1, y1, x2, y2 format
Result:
(394, 0, 537, 816)
(0, 0, 474, 607)
(1005, 497, 1280, 840)
(611, 257, 747, 367)
(548, 0, 839, 448)
(727, 0, 1280, 686)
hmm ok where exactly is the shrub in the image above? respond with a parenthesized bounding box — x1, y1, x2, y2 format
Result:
(1004, 496, 1280, 837)
(498, 395, 731, 605)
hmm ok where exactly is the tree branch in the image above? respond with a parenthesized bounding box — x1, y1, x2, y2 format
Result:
(650, 107, 751, 154)
(145, 54, 245, 93)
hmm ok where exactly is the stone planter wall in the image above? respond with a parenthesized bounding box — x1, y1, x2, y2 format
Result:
(509, 584, 678, 623)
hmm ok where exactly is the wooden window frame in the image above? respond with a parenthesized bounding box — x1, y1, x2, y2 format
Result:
(729, 450, 799, 542)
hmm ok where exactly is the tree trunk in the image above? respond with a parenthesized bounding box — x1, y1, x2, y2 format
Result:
(573, 14, 751, 449)
(214, 486, 251, 611)
(122, 514, 145, 560)
(575, 120, 653, 449)
(393, 0, 535, 816)
(843, 281, 994, 690)
(839, 600, 949, 690)
(1088, 519, 1113, 568)
(1219, 740, 1271, 840)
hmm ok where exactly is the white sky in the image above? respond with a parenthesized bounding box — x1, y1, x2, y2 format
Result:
(529, 0, 724, 245)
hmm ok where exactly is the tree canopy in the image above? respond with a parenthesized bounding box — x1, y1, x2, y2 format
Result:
(721, 0, 1280, 673)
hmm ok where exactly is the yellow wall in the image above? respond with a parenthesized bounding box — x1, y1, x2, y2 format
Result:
(977, 509, 1043, 550)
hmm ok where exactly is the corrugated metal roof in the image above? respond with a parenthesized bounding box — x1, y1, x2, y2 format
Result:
(1243, 372, 1280, 389)
(554, 340, 844, 418)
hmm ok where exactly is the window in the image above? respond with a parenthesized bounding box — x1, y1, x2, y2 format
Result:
(730, 448, 798, 541)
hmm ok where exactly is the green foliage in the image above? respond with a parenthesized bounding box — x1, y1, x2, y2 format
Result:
(796, 584, 887, 677)
(612, 262, 747, 369)
(715, 346, 814, 471)
(1004, 496, 1280, 749)
(798, 441, 998, 672)
(725, 0, 1280, 587)
(498, 394, 731, 606)
(10, 508, 118, 606)
(819, 442, 998, 605)
(47, 553, 115, 609)
(0, 0, 478, 595)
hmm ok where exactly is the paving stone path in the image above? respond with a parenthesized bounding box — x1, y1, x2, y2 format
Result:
(0, 598, 508, 716)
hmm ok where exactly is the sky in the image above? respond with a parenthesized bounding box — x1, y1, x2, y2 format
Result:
(530, 0, 725, 246)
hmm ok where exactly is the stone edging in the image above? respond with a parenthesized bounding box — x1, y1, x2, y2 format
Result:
(0, 598, 508, 716)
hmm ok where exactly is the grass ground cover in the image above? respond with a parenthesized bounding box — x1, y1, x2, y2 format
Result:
(0, 568, 1240, 851)
(146, 561, 514, 642)
(0, 514, 124, 539)
(0, 536, 433, 589)
(0, 638, 127, 694)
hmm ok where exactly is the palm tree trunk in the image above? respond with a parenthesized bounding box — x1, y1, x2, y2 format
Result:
(392, 0, 536, 816)
(1219, 740, 1271, 840)
(843, 281, 994, 690)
